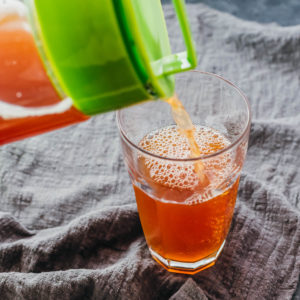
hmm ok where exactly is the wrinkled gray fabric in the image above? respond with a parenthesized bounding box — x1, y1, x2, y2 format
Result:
(0, 3, 300, 300)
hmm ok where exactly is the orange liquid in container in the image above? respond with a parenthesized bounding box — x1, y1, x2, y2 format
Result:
(134, 126, 239, 273)
(0, 10, 88, 145)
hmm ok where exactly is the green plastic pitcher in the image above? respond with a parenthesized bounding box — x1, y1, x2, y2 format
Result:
(26, 0, 197, 115)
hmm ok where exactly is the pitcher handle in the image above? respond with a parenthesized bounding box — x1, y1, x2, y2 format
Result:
(153, 0, 197, 76)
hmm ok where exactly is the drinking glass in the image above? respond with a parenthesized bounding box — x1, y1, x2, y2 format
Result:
(117, 71, 251, 274)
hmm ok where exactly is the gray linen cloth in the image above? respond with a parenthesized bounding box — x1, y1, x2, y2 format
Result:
(0, 3, 300, 300)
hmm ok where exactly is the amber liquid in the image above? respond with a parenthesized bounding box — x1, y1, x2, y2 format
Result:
(0, 8, 88, 146)
(134, 97, 239, 274)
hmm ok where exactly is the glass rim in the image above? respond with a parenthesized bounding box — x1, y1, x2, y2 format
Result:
(116, 70, 251, 162)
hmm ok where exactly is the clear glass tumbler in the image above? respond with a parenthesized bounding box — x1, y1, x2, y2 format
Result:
(117, 71, 251, 274)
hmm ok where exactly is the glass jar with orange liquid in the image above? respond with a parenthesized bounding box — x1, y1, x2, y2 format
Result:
(117, 71, 251, 274)
(0, 0, 89, 145)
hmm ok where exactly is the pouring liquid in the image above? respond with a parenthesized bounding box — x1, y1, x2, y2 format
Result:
(164, 95, 209, 186)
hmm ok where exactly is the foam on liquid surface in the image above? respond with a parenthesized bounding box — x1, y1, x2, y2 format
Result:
(0, 0, 27, 17)
(0, 0, 29, 30)
(0, 98, 73, 120)
(139, 125, 233, 202)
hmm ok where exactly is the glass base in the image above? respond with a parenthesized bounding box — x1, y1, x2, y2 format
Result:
(149, 240, 226, 275)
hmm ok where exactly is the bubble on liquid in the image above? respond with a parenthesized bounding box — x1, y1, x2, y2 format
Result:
(139, 125, 234, 197)
(16, 92, 22, 98)
(4, 60, 17, 66)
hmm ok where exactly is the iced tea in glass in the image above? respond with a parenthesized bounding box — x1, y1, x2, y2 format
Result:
(117, 71, 250, 274)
